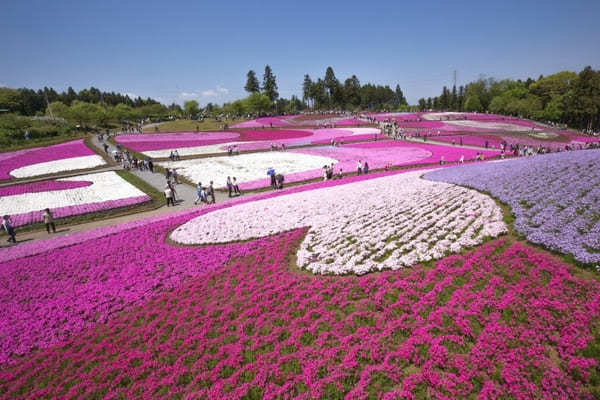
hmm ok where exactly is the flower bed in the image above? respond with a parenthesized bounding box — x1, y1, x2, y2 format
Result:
(425, 150, 600, 263)
(1, 236, 598, 399)
(159, 152, 338, 188)
(0, 179, 91, 196)
(0, 168, 429, 363)
(231, 116, 293, 128)
(173, 170, 506, 274)
(0, 172, 150, 227)
(138, 128, 381, 158)
(430, 134, 504, 149)
(115, 129, 313, 155)
(162, 140, 499, 190)
(0, 140, 106, 180)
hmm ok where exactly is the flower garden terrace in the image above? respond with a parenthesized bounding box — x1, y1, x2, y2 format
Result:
(368, 111, 599, 151)
(1, 150, 600, 399)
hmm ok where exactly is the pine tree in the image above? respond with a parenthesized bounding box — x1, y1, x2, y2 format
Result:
(302, 74, 313, 107)
(244, 70, 260, 93)
(262, 65, 279, 102)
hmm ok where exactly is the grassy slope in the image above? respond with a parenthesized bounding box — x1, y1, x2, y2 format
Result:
(142, 118, 247, 133)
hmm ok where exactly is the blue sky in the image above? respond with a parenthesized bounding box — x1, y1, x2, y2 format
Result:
(1, 0, 599, 105)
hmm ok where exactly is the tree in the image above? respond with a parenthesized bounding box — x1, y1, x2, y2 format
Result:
(46, 101, 70, 119)
(344, 76, 361, 108)
(450, 85, 457, 110)
(246, 92, 273, 115)
(394, 84, 407, 107)
(310, 79, 327, 109)
(418, 98, 427, 111)
(244, 70, 260, 93)
(184, 100, 199, 118)
(324, 67, 340, 106)
(112, 103, 134, 122)
(0, 88, 22, 113)
(302, 74, 313, 107)
(262, 65, 279, 102)
(463, 95, 483, 112)
(529, 71, 578, 108)
(69, 101, 104, 126)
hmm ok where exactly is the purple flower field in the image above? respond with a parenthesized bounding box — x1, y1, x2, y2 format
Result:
(425, 150, 600, 264)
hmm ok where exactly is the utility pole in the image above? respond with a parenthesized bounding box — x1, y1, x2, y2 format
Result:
(453, 70, 457, 87)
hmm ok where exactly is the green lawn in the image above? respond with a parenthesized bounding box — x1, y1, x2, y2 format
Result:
(142, 118, 247, 133)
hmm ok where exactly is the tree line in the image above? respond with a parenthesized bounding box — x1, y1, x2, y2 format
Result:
(0, 86, 161, 116)
(417, 66, 600, 131)
(301, 67, 407, 111)
(225, 65, 409, 116)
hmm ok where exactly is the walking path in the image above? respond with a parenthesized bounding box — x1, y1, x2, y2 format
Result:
(0, 138, 240, 247)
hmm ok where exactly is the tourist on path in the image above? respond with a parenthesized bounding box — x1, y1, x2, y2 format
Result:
(2, 215, 16, 243)
(194, 182, 205, 205)
(226, 176, 234, 197)
(43, 208, 56, 234)
(208, 181, 216, 204)
(233, 177, 241, 196)
(357, 160, 362, 175)
(363, 162, 369, 174)
(164, 185, 175, 207)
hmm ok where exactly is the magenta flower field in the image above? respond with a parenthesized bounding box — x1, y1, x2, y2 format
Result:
(240, 141, 500, 190)
(1, 232, 598, 399)
(115, 130, 312, 152)
(0, 140, 105, 180)
(1, 131, 599, 399)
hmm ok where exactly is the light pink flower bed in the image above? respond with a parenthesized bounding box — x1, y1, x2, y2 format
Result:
(430, 135, 504, 149)
(239, 141, 500, 189)
(116, 130, 313, 153)
(115, 132, 240, 151)
(333, 118, 369, 126)
(231, 117, 292, 128)
(7, 196, 150, 227)
(0, 140, 98, 181)
(0, 180, 91, 196)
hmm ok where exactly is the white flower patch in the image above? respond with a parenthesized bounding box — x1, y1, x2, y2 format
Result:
(141, 128, 381, 158)
(143, 142, 247, 158)
(159, 152, 338, 186)
(443, 120, 535, 132)
(0, 171, 146, 215)
(422, 112, 465, 121)
(171, 170, 507, 275)
(10, 155, 106, 178)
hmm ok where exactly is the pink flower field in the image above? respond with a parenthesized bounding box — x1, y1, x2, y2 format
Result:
(0, 179, 91, 196)
(0, 140, 105, 181)
(0, 166, 599, 399)
(240, 141, 500, 190)
(231, 116, 293, 128)
(117, 128, 383, 157)
(1, 233, 598, 399)
(115, 130, 312, 153)
(0, 172, 151, 227)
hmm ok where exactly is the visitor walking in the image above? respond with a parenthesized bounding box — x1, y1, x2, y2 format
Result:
(233, 177, 241, 196)
(208, 181, 216, 204)
(164, 185, 175, 206)
(363, 161, 369, 174)
(43, 208, 56, 234)
(227, 176, 233, 197)
(357, 160, 362, 175)
(194, 182, 205, 205)
(2, 215, 16, 243)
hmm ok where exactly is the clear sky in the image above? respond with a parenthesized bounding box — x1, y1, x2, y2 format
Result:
(1, 0, 599, 105)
